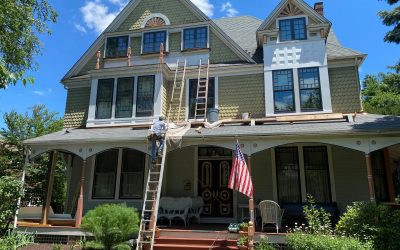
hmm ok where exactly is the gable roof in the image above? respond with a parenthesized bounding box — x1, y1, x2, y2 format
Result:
(257, 0, 331, 31)
(62, 0, 255, 81)
(214, 16, 365, 64)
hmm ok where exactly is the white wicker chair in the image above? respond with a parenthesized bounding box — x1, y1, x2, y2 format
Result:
(188, 196, 203, 224)
(258, 200, 285, 233)
(158, 197, 192, 226)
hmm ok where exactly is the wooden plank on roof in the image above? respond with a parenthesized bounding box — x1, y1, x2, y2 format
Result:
(276, 113, 344, 122)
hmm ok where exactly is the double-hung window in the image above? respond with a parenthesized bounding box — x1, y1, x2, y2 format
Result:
(136, 76, 155, 117)
(303, 146, 331, 203)
(92, 149, 119, 199)
(183, 27, 208, 50)
(106, 36, 129, 58)
(92, 149, 145, 199)
(298, 67, 322, 112)
(279, 18, 307, 41)
(142, 31, 167, 53)
(273, 69, 295, 113)
(188, 78, 215, 119)
(116, 77, 134, 118)
(275, 147, 301, 203)
(96, 79, 114, 119)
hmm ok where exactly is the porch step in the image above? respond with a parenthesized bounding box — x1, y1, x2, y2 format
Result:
(153, 237, 239, 250)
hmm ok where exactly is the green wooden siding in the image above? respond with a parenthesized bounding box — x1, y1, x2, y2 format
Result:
(329, 66, 362, 113)
(64, 87, 90, 128)
(209, 32, 242, 64)
(79, 45, 104, 76)
(169, 32, 181, 52)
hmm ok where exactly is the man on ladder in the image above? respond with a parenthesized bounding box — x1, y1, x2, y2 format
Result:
(150, 115, 166, 164)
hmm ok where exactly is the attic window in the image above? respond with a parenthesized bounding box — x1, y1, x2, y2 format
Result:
(279, 17, 307, 41)
(145, 17, 166, 28)
(105, 36, 129, 58)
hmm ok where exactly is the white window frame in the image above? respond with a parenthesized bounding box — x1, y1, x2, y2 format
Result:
(275, 15, 309, 43)
(141, 29, 169, 54)
(104, 35, 131, 59)
(181, 25, 210, 51)
(87, 74, 163, 127)
(89, 148, 148, 201)
(185, 76, 218, 121)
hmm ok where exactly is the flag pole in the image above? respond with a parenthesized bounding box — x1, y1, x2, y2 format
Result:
(248, 154, 255, 250)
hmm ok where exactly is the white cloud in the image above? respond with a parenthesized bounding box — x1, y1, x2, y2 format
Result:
(74, 23, 87, 33)
(108, 0, 128, 8)
(221, 2, 238, 17)
(191, 0, 214, 17)
(80, 0, 119, 34)
(32, 91, 45, 96)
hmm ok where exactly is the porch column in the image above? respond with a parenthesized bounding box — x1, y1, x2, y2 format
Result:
(41, 150, 58, 225)
(247, 155, 254, 250)
(75, 159, 87, 228)
(13, 147, 30, 229)
(365, 153, 376, 203)
(384, 149, 396, 202)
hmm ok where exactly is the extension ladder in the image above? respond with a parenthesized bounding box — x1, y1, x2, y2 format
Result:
(193, 59, 210, 121)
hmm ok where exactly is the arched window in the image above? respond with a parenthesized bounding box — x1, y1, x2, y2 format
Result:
(140, 13, 171, 29)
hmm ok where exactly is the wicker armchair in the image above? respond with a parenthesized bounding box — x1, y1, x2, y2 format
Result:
(258, 200, 284, 232)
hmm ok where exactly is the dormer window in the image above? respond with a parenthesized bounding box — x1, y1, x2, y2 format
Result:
(142, 31, 167, 54)
(183, 27, 208, 50)
(279, 17, 307, 41)
(105, 36, 129, 58)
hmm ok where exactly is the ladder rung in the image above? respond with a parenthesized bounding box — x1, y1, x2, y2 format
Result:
(150, 172, 160, 174)
(145, 200, 156, 202)
(148, 180, 159, 183)
(143, 209, 154, 212)
(141, 219, 152, 222)
(138, 241, 152, 244)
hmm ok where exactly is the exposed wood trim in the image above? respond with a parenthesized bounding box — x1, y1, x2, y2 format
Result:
(276, 113, 343, 122)
(365, 154, 376, 203)
(384, 148, 396, 202)
(41, 150, 58, 225)
(75, 159, 87, 228)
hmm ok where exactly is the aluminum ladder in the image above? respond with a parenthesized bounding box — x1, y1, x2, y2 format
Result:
(193, 59, 210, 121)
(167, 59, 187, 123)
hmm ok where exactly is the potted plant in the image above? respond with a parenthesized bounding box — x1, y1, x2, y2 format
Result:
(237, 235, 248, 250)
(239, 222, 248, 237)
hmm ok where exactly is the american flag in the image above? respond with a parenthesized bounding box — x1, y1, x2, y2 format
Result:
(228, 142, 253, 198)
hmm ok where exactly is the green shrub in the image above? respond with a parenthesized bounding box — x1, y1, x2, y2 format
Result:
(0, 232, 34, 250)
(302, 195, 331, 235)
(336, 201, 400, 250)
(83, 241, 104, 250)
(0, 176, 23, 235)
(81, 204, 139, 250)
(286, 233, 372, 250)
(255, 237, 276, 250)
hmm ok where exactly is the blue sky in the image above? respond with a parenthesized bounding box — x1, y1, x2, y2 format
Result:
(0, 0, 398, 129)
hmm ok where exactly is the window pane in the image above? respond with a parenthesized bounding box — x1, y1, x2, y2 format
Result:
(143, 31, 166, 53)
(371, 150, 389, 202)
(96, 79, 114, 119)
(298, 67, 322, 111)
(116, 78, 134, 118)
(273, 70, 294, 113)
(106, 36, 128, 58)
(119, 149, 145, 199)
(184, 27, 208, 49)
(279, 19, 292, 41)
(304, 146, 331, 203)
(188, 78, 215, 119)
(293, 18, 306, 40)
(276, 147, 301, 203)
(136, 76, 155, 117)
(92, 149, 118, 199)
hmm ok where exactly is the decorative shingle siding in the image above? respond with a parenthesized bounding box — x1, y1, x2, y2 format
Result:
(79, 45, 104, 76)
(169, 32, 181, 53)
(131, 37, 142, 55)
(116, 0, 201, 32)
(64, 87, 90, 128)
(209, 33, 242, 64)
(164, 81, 186, 122)
(329, 66, 362, 113)
(219, 74, 265, 119)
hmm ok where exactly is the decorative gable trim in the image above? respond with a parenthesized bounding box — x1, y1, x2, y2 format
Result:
(141, 13, 170, 28)
(257, 0, 331, 32)
(62, 0, 254, 81)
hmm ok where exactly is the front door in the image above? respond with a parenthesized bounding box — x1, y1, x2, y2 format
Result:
(198, 160, 233, 217)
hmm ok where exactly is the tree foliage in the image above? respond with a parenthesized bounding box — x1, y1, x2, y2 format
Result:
(362, 72, 400, 115)
(0, 105, 65, 212)
(0, 0, 57, 88)
(0, 176, 23, 235)
(378, 0, 400, 44)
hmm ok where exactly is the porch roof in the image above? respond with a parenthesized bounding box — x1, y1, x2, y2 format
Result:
(24, 114, 400, 146)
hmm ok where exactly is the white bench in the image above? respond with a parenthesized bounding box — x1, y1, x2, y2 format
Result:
(158, 197, 204, 226)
